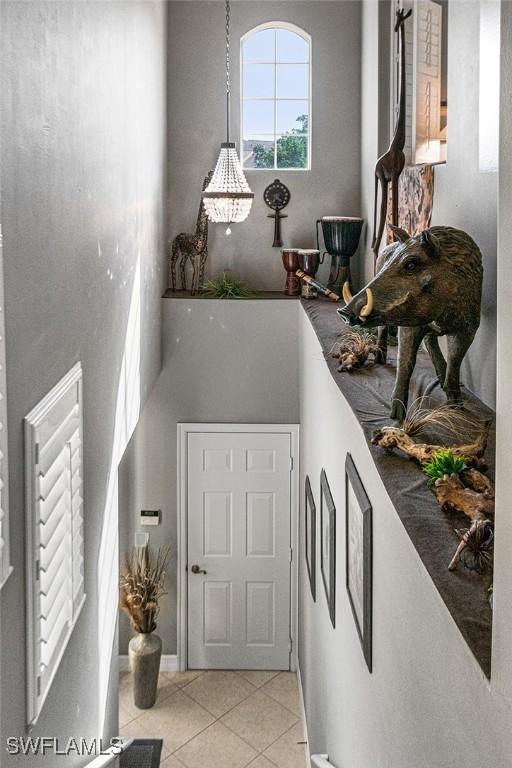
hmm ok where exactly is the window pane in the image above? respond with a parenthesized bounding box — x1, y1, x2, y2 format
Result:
(276, 29, 309, 62)
(243, 64, 275, 99)
(243, 29, 275, 62)
(276, 100, 308, 134)
(276, 134, 308, 169)
(243, 138, 275, 169)
(276, 64, 309, 99)
(243, 100, 274, 137)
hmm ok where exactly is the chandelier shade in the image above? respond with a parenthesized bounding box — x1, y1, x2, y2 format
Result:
(202, 0, 254, 228)
(202, 143, 254, 224)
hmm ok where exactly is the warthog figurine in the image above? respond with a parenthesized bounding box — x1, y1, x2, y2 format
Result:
(338, 225, 483, 420)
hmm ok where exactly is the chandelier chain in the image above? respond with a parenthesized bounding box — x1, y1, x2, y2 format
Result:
(225, 0, 230, 96)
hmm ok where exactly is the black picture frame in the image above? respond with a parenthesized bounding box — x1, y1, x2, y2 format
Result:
(305, 476, 316, 601)
(320, 469, 336, 628)
(345, 453, 373, 672)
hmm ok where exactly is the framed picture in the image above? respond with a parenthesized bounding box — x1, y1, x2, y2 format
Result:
(305, 476, 316, 601)
(320, 469, 336, 628)
(345, 453, 373, 672)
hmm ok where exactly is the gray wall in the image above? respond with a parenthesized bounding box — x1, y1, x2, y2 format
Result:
(167, 1, 362, 292)
(119, 298, 300, 655)
(0, 1, 167, 763)
(298, 308, 512, 768)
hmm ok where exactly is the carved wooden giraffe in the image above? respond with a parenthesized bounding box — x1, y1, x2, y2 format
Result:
(371, 7, 412, 268)
(169, 171, 213, 295)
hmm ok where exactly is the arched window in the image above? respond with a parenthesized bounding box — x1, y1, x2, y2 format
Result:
(241, 23, 311, 170)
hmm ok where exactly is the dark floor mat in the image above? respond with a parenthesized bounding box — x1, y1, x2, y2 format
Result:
(120, 739, 163, 768)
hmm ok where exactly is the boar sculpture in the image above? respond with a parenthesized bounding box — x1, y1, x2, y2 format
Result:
(338, 225, 483, 421)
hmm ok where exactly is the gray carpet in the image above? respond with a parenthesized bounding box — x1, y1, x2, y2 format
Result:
(120, 739, 163, 768)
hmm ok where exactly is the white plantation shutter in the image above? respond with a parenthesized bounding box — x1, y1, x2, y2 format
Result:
(25, 362, 85, 725)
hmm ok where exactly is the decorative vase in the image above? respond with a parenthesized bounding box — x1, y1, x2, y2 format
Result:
(129, 632, 162, 709)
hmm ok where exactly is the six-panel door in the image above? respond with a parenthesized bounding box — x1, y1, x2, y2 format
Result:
(187, 432, 292, 669)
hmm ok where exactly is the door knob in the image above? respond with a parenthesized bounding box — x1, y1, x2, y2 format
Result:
(191, 564, 207, 575)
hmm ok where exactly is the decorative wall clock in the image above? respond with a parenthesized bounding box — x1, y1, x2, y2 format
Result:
(263, 178, 291, 247)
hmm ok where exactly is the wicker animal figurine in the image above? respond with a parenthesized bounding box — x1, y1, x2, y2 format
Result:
(169, 171, 213, 294)
(372, 8, 412, 268)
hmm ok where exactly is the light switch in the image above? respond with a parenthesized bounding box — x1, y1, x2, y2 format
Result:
(135, 532, 149, 548)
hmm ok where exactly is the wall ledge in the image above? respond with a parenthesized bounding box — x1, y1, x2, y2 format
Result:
(163, 290, 299, 301)
(301, 298, 495, 677)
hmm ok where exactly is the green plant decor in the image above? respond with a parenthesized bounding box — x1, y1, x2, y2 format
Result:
(202, 271, 259, 299)
(422, 449, 468, 486)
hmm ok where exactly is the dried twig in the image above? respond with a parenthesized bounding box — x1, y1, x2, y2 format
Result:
(371, 426, 489, 468)
(120, 546, 170, 634)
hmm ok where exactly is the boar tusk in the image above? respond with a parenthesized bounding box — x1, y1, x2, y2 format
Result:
(342, 282, 353, 305)
(359, 288, 374, 318)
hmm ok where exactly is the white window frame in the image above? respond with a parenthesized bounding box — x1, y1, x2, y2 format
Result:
(25, 361, 86, 726)
(0, 230, 11, 591)
(240, 21, 312, 171)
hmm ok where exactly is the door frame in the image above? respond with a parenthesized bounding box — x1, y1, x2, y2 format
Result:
(177, 423, 300, 672)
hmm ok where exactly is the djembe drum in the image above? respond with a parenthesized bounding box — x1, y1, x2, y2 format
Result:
(298, 249, 321, 298)
(316, 216, 364, 293)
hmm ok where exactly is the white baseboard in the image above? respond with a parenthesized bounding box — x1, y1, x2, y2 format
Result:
(119, 654, 178, 673)
(296, 662, 311, 767)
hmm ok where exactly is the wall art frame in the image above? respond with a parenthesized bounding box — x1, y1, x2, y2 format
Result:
(305, 475, 316, 601)
(320, 468, 336, 628)
(345, 453, 373, 672)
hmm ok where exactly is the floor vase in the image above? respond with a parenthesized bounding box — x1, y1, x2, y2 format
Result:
(129, 632, 162, 709)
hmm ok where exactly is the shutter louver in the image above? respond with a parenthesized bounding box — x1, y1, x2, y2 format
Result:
(25, 362, 85, 725)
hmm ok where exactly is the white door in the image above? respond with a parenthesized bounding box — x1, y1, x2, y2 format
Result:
(187, 431, 292, 670)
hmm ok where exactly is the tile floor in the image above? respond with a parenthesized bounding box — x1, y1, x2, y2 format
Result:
(120, 669, 308, 768)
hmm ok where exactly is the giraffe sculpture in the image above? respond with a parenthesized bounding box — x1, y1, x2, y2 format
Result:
(370, 7, 412, 364)
(169, 171, 213, 295)
(371, 7, 412, 268)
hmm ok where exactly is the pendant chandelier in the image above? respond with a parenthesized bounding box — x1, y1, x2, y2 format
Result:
(202, 0, 254, 234)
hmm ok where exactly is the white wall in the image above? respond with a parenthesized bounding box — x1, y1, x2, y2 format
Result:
(119, 298, 300, 655)
(490, 0, 512, 715)
(167, 1, 362, 292)
(358, 0, 391, 287)
(0, 1, 167, 763)
(298, 309, 512, 768)
(431, 0, 498, 407)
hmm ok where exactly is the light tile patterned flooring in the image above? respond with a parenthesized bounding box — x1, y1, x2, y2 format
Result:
(120, 670, 308, 768)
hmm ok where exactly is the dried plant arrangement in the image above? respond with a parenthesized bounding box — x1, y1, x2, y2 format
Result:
(201, 271, 259, 298)
(331, 328, 383, 372)
(371, 399, 495, 573)
(120, 546, 170, 634)
(371, 399, 489, 469)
